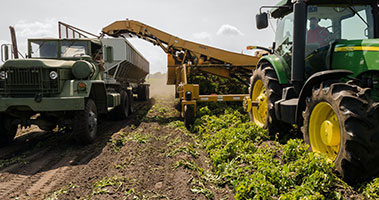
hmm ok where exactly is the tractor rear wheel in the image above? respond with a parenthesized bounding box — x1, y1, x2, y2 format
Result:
(301, 81, 379, 182)
(249, 62, 290, 135)
(0, 114, 17, 146)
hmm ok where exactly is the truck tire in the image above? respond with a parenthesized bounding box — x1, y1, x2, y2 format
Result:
(137, 84, 149, 101)
(249, 62, 290, 135)
(74, 99, 98, 144)
(110, 90, 129, 120)
(0, 115, 17, 146)
(184, 104, 195, 129)
(301, 81, 379, 182)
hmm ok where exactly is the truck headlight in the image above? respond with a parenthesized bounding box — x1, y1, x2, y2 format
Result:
(49, 71, 58, 80)
(0, 71, 8, 80)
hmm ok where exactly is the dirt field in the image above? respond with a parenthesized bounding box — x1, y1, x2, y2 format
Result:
(0, 74, 232, 200)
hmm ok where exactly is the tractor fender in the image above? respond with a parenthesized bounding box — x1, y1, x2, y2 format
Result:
(259, 55, 290, 84)
(296, 70, 353, 124)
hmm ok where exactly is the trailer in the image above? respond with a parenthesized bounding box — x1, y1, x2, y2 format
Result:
(0, 22, 150, 145)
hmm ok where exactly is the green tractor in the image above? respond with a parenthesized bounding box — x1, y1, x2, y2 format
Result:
(247, 0, 379, 182)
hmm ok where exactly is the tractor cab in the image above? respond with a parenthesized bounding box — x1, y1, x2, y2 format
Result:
(258, 0, 379, 82)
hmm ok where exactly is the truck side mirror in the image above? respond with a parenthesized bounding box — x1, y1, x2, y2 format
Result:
(1, 45, 9, 62)
(256, 12, 269, 29)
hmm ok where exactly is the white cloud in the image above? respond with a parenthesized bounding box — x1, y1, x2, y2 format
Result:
(216, 24, 244, 37)
(192, 32, 212, 41)
(14, 18, 58, 38)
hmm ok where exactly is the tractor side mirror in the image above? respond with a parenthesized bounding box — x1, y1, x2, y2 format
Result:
(256, 12, 269, 29)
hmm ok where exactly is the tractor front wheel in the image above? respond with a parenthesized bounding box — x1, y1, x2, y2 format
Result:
(302, 82, 379, 182)
(249, 62, 290, 135)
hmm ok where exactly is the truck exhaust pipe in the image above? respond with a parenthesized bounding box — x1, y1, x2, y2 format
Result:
(9, 26, 19, 59)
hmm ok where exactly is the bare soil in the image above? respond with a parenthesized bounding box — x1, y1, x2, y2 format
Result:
(0, 75, 232, 200)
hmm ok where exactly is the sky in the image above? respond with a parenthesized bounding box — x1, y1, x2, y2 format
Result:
(0, 0, 279, 74)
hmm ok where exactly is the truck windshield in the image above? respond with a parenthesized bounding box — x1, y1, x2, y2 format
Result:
(30, 41, 58, 58)
(61, 41, 88, 57)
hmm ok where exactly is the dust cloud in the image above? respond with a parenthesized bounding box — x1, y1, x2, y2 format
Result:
(146, 73, 175, 99)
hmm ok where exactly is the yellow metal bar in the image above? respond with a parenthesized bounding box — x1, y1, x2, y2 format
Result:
(197, 94, 248, 102)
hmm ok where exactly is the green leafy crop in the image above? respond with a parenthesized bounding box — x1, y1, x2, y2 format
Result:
(192, 107, 375, 199)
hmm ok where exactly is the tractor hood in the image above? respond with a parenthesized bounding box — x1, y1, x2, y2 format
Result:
(1, 59, 76, 69)
(332, 39, 379, 77)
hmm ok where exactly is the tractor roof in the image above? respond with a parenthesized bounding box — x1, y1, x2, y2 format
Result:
(271, 0, 377, 18)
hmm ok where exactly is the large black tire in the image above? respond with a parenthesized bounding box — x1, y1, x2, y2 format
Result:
(137, 84, 149, 101)
(109, 90, 129, 120)
(0, 114, 17, 146)
(301, 81, 379, 182)
(249, 62, 290, 135)
(184, 104, 195, 129)
(73, 99, 98, 144)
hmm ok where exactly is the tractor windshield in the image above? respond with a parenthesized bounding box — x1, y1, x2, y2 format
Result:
(304, 4, 374, 76)
(306, 5, 374, 53)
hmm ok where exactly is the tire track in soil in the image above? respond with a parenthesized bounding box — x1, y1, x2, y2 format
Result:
(0, 148, 57, 199)
(0, 104, 145, 200)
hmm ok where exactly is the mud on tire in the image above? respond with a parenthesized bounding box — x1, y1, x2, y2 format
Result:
(73, 99, 98, 144)
(301, 81, 379, 182)
(249, 62, 291, 135)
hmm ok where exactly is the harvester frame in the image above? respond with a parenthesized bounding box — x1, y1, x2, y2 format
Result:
(102, 20, 260, 126)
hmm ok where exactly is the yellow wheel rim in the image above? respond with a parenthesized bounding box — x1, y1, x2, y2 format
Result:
(252, 80, 267, 127)
(309, 102, 341, 161)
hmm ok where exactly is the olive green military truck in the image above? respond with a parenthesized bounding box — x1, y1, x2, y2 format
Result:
(0, 37, 149, 145)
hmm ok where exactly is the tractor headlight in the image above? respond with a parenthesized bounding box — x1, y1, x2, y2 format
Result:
(49, 71, 58, 80)
(0, 71, 8, 80)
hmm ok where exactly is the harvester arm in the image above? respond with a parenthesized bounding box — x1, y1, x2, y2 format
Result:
(102, 20, 259, 71)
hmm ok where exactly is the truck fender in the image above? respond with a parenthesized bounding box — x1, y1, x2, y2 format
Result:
(89, 83, 107, 114)
(295, 70, 353, 124)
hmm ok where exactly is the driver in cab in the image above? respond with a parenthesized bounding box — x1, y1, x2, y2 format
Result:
(307, 17, 331, 47)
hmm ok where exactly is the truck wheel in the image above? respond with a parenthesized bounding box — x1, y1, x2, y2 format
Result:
(249, 62, 290, 135)
(0, 115, 17, 146)
(184, 104, 195, 129)
(74, 99, 98, 144)
(110, 91, 129, 120)
(301, 82, 379, 182)
(137, 84, 149, 101)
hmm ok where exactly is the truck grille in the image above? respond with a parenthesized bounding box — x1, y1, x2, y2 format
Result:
(0, 67, 60, 97)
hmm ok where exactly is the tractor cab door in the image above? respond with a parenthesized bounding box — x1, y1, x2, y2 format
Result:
(274, 12, 294, 69)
